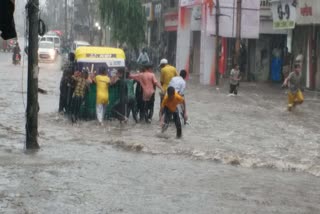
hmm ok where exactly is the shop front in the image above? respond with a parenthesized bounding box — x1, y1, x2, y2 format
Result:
(248, 0, 289, 82)
(176, 0, 260, 85)
(293, 0, 320, 90)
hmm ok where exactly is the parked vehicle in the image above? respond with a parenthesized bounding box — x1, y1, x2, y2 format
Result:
(38, 41, 58, 62)
(72, 41, 90, 53)
(39, 34, 61, 53)
(0, 38, 16, 52)
(12, 53, 21, 65)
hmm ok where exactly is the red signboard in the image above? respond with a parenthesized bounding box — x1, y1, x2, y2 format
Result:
(165, 12, 179, 32)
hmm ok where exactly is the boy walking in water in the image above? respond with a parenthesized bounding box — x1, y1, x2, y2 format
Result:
(283, 64, 304, 111)
(229, 64, 241, 96)
(160, 86, 187, 138)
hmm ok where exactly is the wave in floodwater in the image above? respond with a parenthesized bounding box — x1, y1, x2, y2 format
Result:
(47, 113, 320, 176)
(44, 112, 320, 178)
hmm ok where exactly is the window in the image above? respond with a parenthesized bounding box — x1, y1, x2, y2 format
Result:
(54, 38, 60, 45)
(170, 0, 177, 8)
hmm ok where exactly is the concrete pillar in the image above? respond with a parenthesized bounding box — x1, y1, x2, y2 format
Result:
(287, 30, 293, 53)
(176, 8, 191, 73)
(199, 4, 216, 85)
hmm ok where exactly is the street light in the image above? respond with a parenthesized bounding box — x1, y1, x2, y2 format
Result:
(95, 22, 99, 27)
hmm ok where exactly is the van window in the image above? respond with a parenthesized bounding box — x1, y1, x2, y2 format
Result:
(54, 38, 60, 45)
(40, 37, 46, 41)
(47, 37, 54, 42)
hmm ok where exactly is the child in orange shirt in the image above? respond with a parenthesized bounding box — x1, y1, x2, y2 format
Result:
(160, 86, 187, 138)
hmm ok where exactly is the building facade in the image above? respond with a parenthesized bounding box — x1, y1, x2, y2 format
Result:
(176, 0, 261, 85)
(142, 0, 179, 66)
(247, 0, 290, 82)
(292, 0, 320, 90)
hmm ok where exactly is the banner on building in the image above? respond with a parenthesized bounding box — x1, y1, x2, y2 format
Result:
(296, 0, 320, 25)
(143, 3, 154, 21)
(180, 0, 202, 7)
(206, 0, 260, 39)
(154, 3, 162, 19)
(270, 0, 297, 29)
(165, 12, 179, 31)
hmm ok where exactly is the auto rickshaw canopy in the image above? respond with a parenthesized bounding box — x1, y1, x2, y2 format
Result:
(75, 46, 125, 67)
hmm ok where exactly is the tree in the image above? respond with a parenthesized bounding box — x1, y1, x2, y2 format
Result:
(42, 0, 65, 30)
(74, 0, 99, 44)
(99, 0, 146, 49)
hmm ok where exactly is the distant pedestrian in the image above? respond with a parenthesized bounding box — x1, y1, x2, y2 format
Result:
(283, 64, 304, 111)
(137, 48, 150, 65)
(295, 50, 304, 68)
(229, 64, 241, 96)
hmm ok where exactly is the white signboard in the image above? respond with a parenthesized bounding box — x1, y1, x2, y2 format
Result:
(207, 0, 260, 39)
(191, 5, 201, 31)
(271, 0, 297, 29)
(180, 0, 202, 7)
(143, 3, 154, 21)
(296, 0, 320, 25)
(154, 3, 162, 18)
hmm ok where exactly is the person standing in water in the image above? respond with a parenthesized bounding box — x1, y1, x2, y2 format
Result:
(70, 71, 88, 122)
(229, 64, 241, 96)
(283, 64, 304, 111)
(137, 48, 150, 65)
(160, 86, 187, 138)
(130, 64, 164, 123)
(94, 67, 115, 125)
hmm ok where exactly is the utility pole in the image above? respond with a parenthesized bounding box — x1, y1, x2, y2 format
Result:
(235, 0, 242, 65)
(215, 0, 220, 85)
(65, 0, 68, 40)
(26, 0, 40, 149)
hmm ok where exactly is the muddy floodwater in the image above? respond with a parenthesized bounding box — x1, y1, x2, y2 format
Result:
(1, 51, 320, 213)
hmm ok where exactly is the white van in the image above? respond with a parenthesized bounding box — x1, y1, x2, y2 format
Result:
(40, 35, 61, 53)
(72, 41, 90, 52)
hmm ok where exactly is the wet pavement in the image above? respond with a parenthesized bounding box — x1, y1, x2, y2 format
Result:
(1, 51, 320, 213)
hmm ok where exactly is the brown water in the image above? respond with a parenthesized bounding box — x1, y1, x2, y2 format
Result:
(1, 51, 320, 213)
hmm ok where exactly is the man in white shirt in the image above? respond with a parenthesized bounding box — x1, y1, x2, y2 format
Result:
(137, 48, 150, 65)
(168, 70, 187, 96)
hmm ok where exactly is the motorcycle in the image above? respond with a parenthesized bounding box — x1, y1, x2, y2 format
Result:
(13, 53, 21, 65)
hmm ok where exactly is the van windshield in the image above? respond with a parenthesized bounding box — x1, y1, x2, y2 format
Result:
(47, 37, 54, 42)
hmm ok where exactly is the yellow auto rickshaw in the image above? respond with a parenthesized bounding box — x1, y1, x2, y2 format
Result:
(74, 46, 126, 120)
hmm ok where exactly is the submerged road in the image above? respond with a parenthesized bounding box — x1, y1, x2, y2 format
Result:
(0, 51, 320, 213)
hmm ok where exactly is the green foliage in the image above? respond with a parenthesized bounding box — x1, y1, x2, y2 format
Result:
(99, 0, 146, 49)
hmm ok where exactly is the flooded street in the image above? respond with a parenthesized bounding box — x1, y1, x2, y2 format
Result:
(1, 51, 320, 213)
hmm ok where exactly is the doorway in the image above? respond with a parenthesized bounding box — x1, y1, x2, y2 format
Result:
(191, 31, 201, 74)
